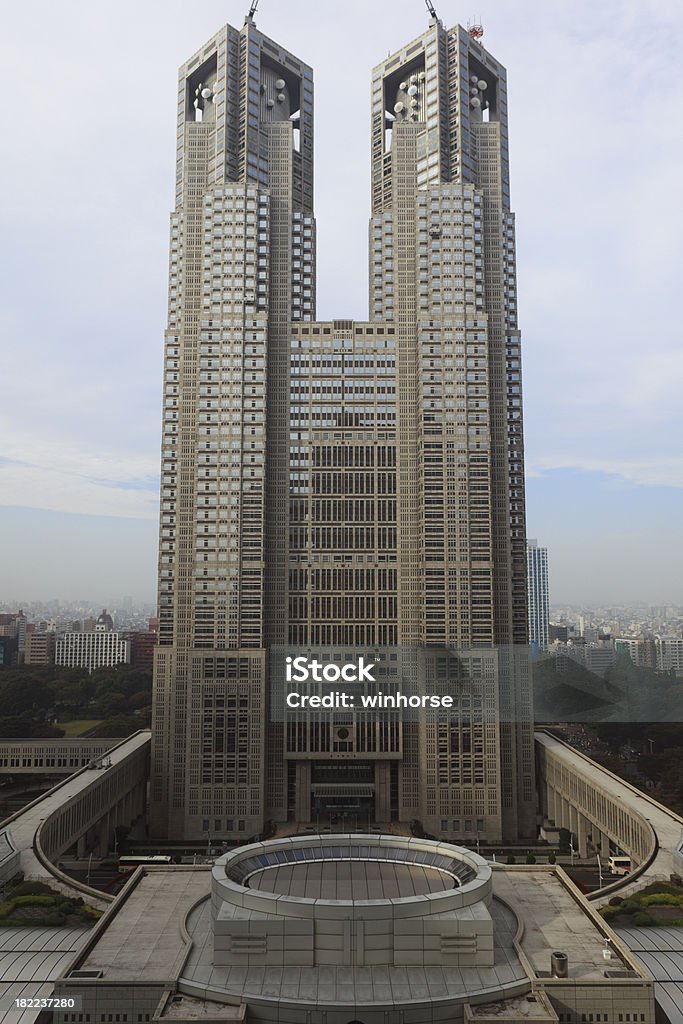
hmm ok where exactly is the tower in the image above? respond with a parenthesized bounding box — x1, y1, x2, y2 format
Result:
(151, 10, 535, 843)
(527, 539, 550, 654)
(150, 11, 315, 839)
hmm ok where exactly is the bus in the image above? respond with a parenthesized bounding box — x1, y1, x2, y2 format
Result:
(607, 855, 631, 876)
(118, 855, 174, 870)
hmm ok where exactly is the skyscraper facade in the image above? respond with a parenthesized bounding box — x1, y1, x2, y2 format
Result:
(526, 539, 550, 653)
(151, 10, 535, 842)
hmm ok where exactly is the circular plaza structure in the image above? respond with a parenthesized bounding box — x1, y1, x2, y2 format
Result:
(178, 833, 532, 1022)
(211, 834, 493, 957)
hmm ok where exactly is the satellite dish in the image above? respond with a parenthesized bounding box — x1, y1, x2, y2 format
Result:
(394, 101, 404, 113)
(470, 96, 481, 107)
(275, 78, 285, 89)
(201, 87, 212, 100)
(477, 80, 487, 90)
(408, 84, 418, 96)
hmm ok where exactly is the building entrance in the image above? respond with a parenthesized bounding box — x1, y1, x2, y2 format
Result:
(310, 760, 376, 828)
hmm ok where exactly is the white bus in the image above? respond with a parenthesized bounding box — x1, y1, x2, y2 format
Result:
(607, 855, 631, 875)
(118, 855, 174, 870)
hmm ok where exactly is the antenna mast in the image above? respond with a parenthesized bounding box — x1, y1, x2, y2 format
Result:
(247, 0, 259, 20)
(425, 0, 438, 21)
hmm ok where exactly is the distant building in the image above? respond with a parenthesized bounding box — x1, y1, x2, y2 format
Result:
(25, 631, 55, 666)
(55, 631, 130, 672)
(0, 636, 17, 667)
(584, 641, 616, 676)
(128, 630, 157, 671)
(15, 611, 27, 659)
(656, 636, 683, 674)
(549, 623, 569, 643)
(96, 609, 114, 632)
(0, 611, 27, 663)
(526, 539, 549, 654)
(615, 636, 657, 669)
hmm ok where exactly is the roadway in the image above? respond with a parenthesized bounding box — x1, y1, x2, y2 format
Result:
(2, 731, 150, 905)
(536, 731, 683, 899)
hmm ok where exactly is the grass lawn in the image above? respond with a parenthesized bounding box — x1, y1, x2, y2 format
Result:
(59, 719, 105, 736)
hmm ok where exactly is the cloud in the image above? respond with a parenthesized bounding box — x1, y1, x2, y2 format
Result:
(0, 426, 159, 520)
(1, 0, 682, 600)
(527, 455, 683, 490)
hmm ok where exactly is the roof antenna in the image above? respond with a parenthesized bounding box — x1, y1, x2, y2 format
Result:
(246, 0, 259, 21)
(425, 0, 439, 20)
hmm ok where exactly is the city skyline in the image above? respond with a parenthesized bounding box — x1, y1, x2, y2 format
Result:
(1, 0, 683, 606)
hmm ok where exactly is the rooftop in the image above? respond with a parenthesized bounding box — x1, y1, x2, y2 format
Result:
(63, 860, 648, 1011)
(248, 859, 454, 899)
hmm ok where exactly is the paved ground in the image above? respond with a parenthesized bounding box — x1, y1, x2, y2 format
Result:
(73, 868, 211, 983)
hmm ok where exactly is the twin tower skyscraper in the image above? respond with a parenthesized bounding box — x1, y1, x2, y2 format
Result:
(150, 9, 536, 843)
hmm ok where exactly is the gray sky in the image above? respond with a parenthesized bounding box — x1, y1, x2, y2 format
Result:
(1, 0, 682, 605)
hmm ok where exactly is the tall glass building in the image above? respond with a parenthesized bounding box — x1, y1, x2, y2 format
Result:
(151, 9, 535, 842)
(527, 539, 550, 654)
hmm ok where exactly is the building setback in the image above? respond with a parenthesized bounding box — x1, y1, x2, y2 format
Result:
(151, 10, 535, 842)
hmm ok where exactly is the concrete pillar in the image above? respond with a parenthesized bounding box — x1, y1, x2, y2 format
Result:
(375, 762, 391, 822)
(97, 811, 110, 858)
(296, 760, 312, 823)
(559, 796, 569, 829)
(547, 786, 557, 823)
(77, 833, 87, 858)
(600, 830, 611, 859)
(576, 813, 588, 859)
(569, 802, 578, 840)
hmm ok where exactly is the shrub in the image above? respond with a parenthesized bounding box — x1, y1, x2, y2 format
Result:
(79, 904, 103, 920)
(506, 854, 516, 865)
(640, 893, 683, 908)
(547, 853, 556, 865)
(620, 900, 639, 914)
(12, 895, 55, 908)
(641, 881, 683, 897)
(525, 853, 536, 865)
(632, 911, 655, 927)
(9, 882, 53, 898)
